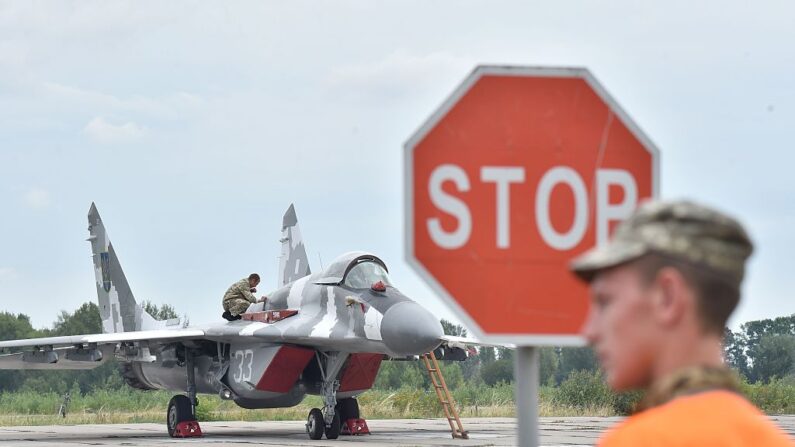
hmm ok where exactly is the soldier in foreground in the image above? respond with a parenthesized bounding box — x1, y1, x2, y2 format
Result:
(222, 273, 265, 321)
(571, 200, 792, 446)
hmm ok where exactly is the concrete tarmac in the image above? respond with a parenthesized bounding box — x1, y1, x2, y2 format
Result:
(0, 416, 792, 446)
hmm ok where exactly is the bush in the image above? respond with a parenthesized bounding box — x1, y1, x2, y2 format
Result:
(554, 369, 641, 415)
(740, 375, 795, 414)
(556, 370, 614, 409)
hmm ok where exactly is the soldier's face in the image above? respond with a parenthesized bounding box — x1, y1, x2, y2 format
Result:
(582, 263, 658, 391)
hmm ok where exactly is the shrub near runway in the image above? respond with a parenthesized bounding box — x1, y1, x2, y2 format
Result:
(2, 376, 793, 427)
(0, 383, 598, 427)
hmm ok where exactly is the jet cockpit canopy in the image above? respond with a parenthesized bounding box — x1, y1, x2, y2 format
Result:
(314, 251, 390, 287)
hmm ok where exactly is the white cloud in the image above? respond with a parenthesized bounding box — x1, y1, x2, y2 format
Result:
(326, 50, 473, 101)
(44, 82, 204, 120)
(0, 2, 178, 40)
(23, 187, 51, 209)
(83, 116, 146, 144)
(0, 267, 19, 282)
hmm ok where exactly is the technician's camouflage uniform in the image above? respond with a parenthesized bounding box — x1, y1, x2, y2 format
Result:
(222, 278, 258, 316)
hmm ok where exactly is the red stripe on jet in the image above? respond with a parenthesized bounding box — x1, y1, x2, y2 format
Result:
(255, 346, 314, 393)
(338, 353, 383, 392)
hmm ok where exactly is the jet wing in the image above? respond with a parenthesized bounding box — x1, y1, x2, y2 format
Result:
(439, 334, 514, 350)
(0, 328, 206, 350)
(0, 328, 208, 371)
(0, 345, 116, 370)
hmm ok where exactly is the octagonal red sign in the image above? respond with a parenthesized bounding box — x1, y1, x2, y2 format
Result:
(404, 66, 659, 345)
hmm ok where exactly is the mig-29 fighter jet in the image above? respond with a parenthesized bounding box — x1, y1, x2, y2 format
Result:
(0, 204, 471, 440)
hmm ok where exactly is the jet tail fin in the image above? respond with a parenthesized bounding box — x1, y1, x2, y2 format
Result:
(278, 204, 311, 286)
(87, 203, 173, 333)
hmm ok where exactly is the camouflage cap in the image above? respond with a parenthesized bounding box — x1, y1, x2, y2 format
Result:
(570, 200, 754, 284)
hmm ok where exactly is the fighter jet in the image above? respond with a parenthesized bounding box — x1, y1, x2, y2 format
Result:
(0, 204, 471, 439)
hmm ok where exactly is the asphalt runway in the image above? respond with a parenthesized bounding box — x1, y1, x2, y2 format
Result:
(0, 416, 792, 446)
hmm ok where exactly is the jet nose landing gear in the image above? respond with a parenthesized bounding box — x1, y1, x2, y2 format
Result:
(305, 351, 349, 440)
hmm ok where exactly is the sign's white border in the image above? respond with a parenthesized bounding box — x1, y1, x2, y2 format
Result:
(403, 65, 661, 346)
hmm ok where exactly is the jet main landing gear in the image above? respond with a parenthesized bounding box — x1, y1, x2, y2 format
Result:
(167, 347, 203, 438)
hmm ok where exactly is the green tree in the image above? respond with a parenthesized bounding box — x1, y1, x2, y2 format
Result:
(750, 334, 795, 383)
(439, 362, 464, 390)
(398, 363, 425, 389)
(742, 315, 795, 349)
(373, 361, 398, 389)
(556, 347, 598, 383)
(141, 301, 179, 320)
(539, 347, 559, 386)
(0, 312, 37, 340)
(481, 359, 513, 385)
(0, 312, 39, 392)
(374, 361, 427, 390)
(479, 347, 496, 365)
(440, 319, 467, 337)
(50, 302, 102, 336)
(724, 327, 749, 378)
(735, 314, 795, 382)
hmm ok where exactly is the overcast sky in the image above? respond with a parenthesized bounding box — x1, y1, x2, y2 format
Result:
(1, 1, 793, 334)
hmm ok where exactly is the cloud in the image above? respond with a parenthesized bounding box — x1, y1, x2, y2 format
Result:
(83, 116, 146, 144)
(23, 187, 51, 209)
(0, 267, 19, 282)
(326, 50, 473, 102)
(0, 2, 178, 40)
(44, 82, 204, 120)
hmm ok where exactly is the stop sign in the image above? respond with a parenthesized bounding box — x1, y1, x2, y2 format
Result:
(404, 66, 659, 345)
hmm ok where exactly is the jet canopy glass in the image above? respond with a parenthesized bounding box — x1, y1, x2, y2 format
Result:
(314, 251, 390, 285)
(344, 261, 392, 289)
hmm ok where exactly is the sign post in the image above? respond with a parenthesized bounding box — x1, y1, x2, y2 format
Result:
(405, 66, 659, 446)
(515, 346, 539, 446)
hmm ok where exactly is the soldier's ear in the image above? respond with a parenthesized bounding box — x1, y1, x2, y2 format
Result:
(651, 267, 688, 329)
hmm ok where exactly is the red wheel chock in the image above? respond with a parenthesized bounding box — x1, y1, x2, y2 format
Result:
(174, 420, 203, 437)
(341, 418, 370, 435)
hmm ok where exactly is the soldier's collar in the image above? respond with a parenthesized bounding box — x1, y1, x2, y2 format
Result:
(636, 365, 740, 412)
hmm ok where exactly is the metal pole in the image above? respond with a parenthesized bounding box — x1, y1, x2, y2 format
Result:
(515, 346, 539, 447)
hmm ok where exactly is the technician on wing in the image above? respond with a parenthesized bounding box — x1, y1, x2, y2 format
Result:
(222, 273, 266, 321)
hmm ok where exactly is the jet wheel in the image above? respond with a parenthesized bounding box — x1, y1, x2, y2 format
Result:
(325, 411, 341, 439)
(306, 408, 324, 440)
(167, 395, 193, 438)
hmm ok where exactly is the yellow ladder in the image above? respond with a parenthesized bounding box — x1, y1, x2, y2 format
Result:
(421, 352, 469, 439)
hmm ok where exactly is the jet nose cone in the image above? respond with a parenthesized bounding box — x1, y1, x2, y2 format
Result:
(380, 301, 443, 356)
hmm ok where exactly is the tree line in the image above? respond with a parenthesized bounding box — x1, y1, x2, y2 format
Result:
(0, 302, 793, 397)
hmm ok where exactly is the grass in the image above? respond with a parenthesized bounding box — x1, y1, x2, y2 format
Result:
(0, 385, 613, 427)
(1, 375, 791, 427)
